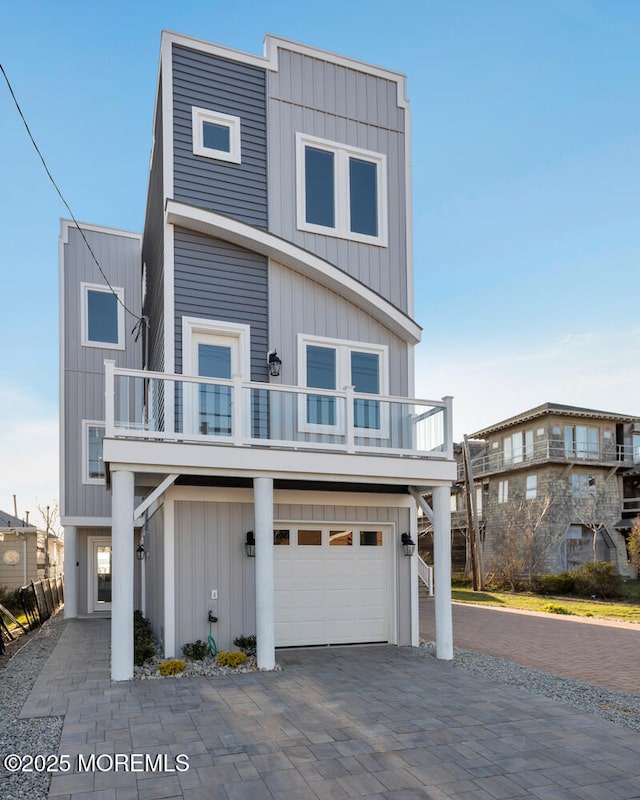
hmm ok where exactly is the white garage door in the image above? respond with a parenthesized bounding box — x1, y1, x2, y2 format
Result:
(274, 526, 391, 647)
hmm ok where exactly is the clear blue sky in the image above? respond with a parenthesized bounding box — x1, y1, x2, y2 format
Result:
(1, 0, 638, 522)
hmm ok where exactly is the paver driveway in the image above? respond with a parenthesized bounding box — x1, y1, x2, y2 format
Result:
(16, 618, 640, 799)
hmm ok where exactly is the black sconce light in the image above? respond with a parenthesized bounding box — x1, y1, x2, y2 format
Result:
(136, 543, 146, 561)
(245, 530, 256, 558)
(267, 349, 282, 377)
(401, 532, 416, 557)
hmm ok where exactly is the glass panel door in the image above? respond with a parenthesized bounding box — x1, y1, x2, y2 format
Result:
(198, 343, 232, 435)
(94, 543, 112, 611)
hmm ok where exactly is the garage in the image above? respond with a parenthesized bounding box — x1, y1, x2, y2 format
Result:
(273, 525, 392, 647)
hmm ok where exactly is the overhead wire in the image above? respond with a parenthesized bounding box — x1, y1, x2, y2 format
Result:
(0, 61, 147, 341)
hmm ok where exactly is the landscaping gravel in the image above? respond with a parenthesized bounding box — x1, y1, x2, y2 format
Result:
(0, 612, 65, 800)
(421, 640, 640, 733)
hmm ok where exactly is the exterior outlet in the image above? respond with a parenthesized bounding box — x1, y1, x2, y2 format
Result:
(210, 590, 218, 600)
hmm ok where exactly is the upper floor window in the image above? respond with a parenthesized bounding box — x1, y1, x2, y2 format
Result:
(296, 134, 387, 246)
(502, 430, 533, 465)
(572, 473, 596, 497)
(83, 421, 106, 484)
(192, 107, 241, 163)
(565, 425, 599, 458)
(498, 479, 509, 504)
(81, 283, 124, 350)
(525, 474, 537, 499)
(298, 334, 388, 435)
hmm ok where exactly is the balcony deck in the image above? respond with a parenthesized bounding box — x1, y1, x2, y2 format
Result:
(103, 363, 456, 488)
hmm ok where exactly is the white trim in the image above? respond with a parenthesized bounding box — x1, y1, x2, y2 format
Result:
(191, 107, 241, 163)
(59, 222, 66, 518)
(165, 200, 421, 344)
(296, 133, 388, 247)
(80, 282, 125, 350)
(61, 516, 112, 527)
(168, 486, 414, 507)
(164, 224, 175, 373)
(160, 31, 409, 110)
(60, 219, 142, 246)
(134, 474, 179, 519)
(81, 420, 106, 485)
(161, 35, 174, 203)
(182, 317, 251, 378)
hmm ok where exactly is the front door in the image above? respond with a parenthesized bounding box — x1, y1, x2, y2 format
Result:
(196, 339, 234, 436)
(90, 538, 112, 612)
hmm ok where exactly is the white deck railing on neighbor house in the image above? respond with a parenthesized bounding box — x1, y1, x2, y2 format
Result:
(458, 439, 640, 478)
(104, 362, 453, 460)
(417, 554, 434, 595)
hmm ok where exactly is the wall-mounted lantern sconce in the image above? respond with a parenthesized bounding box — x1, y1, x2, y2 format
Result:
(245, 530, 256, 558)
(400, 532, 416, 557)
(267, 349, 282, 377)
(136, 543, 146, 561)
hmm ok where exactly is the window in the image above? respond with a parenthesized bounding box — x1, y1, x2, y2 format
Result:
(299, 335, 388, 435)
(525, 475, 537, 500)
(565, 425, 599, 458)
(572, 473, 596, 497)
(273, 530, 290, 546)
(83, 421, 106, 484)
(298, 530, 322, 546)
(329, 529, 353, 546)
(192, 107, 241, 163)
(475, 486, 483, 516)
(503, 430, 533, 464)
(81, 283, 124, 349)
(296, 134, 387, 245)
(498, 480, 509, 504)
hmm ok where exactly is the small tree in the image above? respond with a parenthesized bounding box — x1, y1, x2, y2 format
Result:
(36, 502, 59, 579)
(573, 477, 608, 563)
(627, 516, 640, 573)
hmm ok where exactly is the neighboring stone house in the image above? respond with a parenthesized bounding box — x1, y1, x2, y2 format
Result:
(422, 403, 640, 577)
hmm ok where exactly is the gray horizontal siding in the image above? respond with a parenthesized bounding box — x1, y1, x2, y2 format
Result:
(174, 228, 268, 381)
(269, 261, 408, 396)
(172, 44, 267, 228)
(267, 50, 408, 312)
(142, 83, 165, 373)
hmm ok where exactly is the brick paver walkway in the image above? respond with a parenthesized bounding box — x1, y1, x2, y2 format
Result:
(13, 616, 640, 799)
(420, 599, 640, 694)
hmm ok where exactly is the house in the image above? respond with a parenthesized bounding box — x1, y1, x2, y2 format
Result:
(0, 510, 63, 591)
(60, 30, 456, 680)
(428, 403, 640, 578)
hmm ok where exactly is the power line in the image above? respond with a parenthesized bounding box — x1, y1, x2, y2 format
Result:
(0, 61, 146, 339)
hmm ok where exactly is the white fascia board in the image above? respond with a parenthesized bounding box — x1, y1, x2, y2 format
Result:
(104, 438, 456, 485)
(60, 516, 113, 527)
(165, 201, 422, 345)
(59, 222, 66, 517)
(169, 485, 414, 507)
(161, 31, 408, 109)
(60, 219, 142, 246)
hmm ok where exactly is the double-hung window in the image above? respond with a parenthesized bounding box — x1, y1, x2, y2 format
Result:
(296, 134, 387, 246)
(299, 335, 388, 435)
(81, 283, 124, 349)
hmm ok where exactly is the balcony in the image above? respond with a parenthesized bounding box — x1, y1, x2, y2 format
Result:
(458, 438, 640, 479)
(104, 363, 455, 486)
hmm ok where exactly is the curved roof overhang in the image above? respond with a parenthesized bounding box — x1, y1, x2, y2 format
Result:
(165, 199, 421, 345)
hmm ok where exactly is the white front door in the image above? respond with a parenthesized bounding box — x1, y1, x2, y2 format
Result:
(89, 538, 112, 612)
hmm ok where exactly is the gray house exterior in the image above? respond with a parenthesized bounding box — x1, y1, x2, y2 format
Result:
(61, 31, 456, 680)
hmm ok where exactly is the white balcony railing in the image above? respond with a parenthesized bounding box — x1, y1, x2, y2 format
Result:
(105, 362, 453, 460)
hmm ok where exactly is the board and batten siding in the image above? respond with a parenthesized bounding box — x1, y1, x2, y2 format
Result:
(62, 226, 141, 519)
(142, 81, 165, 373)
(173, 228, 268, 381)
(267, 49, 408, 312)
(144, 508, 165, 645)
(172, 44, 268, 228)
(269, 260, 409, 396)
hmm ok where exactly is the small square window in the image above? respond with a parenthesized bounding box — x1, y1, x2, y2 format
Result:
(192, 107, 241, 163)
(298, 530, 322, 546)
(329, 529, 353, 546)
(81, 283, 125, 350)
(360, 531, 382, 547)
(273, 530, 290, 546)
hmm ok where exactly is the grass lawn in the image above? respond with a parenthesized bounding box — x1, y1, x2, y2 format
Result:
(451, 587, 640, 623)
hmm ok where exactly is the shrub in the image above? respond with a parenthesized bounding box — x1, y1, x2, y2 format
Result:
(157, 659, 187, 677)
(216, 650, 248, 668)
(182, 640, 208, 661)
(532, 572, 576, 596)
(573, 562, 622, 600)
(233, 634, 257, 656)
(542, 603, 571, 615)
(134, 611, 157, 666)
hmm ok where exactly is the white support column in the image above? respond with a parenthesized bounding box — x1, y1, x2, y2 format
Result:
(409, 504, 419, 647)
(63, 526, 77, 619)
(254, 477, 275, 670)
(433, 484, 453, 660)
(164, 498, 175, 657)
(111, 470, 135, 681)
